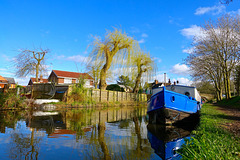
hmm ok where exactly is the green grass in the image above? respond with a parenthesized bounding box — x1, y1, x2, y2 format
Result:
(217, 96, 240, 109)
(178, 103, 240, 160)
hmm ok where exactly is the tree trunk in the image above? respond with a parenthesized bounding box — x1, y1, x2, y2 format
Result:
(94, 82, 98, 89)
(99, 55, 113, 90)
(99, 65, 108, 90)
(226, 72, 231, 99)
(35, 63, 39, 82)
(214, 79, 222, 102)
(133, 71, 143, 93)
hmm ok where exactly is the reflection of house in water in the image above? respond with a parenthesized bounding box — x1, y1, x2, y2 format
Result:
(26, 111, 66, 135)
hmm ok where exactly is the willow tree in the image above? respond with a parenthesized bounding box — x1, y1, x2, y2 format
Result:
(132, 51, 155, 93)
(88, 28, 137, 89)
(15, 48, 49, 82)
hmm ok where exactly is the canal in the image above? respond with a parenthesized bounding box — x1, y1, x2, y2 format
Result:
(0, 105, 198, 160)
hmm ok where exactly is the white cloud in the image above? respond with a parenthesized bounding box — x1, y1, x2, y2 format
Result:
(180, 25, 205, 39)
(153, 57, 162, 63)
(195, 5, 226, 15)
(0, 69, 15, 77)
(182, 47, 195, 54)
(56, 55, 65, 59)
(172, 77, 193, 86)
(229, 9, 240, 15)
(130, 27, 140, 33)
(170, 63, 190, 76)
(1, 54, 14, 62)
(55, 54, 90, 64)
(141, 33, 148, 38)
(66, 55, 89, 63)
(15, 77, 30, 86)
(152, 73, 167, 83)
(138, 39, 145, 44)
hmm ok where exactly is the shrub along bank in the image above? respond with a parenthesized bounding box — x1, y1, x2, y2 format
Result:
(0, 90, 27, 109)
(179, 103, 240, 159)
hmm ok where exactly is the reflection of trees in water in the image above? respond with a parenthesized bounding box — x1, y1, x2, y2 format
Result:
(6, 108, 44, 159)
(76, 107, 153, 160)
(7, 123, 45, 160)
(98, 115, 111, 160)
(0, 107, 153, 159)
(0, 110, 26, 133)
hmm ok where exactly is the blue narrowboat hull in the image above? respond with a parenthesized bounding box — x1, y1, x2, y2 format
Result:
(147, 87, 201, 124)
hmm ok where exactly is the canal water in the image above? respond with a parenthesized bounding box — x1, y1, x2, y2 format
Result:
(0, 105, 198, 160)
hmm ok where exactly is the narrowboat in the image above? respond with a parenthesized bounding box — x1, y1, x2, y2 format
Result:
(147, 85, 201, 124)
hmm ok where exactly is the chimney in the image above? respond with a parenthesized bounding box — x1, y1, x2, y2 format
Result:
(40, 75, 43, 82)
(164, 73, 166, 86)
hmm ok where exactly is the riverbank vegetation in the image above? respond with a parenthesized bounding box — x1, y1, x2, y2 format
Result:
(179, 102, 240, 159)
(0, 89, 27, 109)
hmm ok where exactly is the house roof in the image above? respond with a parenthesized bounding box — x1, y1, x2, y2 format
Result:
(52, 70, 93, 80)
(3, 77, 15, 84)
(30, 78, 49, 83)
(0, 75, 8, 83)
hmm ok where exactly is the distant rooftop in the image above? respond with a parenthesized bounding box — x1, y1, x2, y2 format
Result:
(52, 70, 93, 79)
(3, 77, 15, 84)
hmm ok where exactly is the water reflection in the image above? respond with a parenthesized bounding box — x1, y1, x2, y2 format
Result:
(147, 118, 199, 160)
(0, 105, 199, 160)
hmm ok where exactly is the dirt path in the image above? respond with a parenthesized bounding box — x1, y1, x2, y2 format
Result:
(215, 105, 240, 137)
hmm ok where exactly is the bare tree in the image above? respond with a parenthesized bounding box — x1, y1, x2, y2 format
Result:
(186, 52, 223, 101)
(234, 65, 240, 96)
(15, 48, 49, 82)
(186, 14, 240, 100)
(88, 28, 138, 90)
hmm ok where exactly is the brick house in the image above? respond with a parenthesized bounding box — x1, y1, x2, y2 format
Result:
(0, 75, 8, 88)
(48, 70, 94, 88)
(28, 75, 49, 85)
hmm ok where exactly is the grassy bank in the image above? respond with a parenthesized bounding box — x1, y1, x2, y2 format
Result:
(217, 96, 240, 109)
(179, 103, 240, 159)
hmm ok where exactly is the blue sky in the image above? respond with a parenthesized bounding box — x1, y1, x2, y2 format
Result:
(0, 0, 240, 85)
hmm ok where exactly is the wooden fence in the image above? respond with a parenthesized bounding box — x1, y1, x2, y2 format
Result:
(25, 84, 147, 102)
(87, 89, 147, 102)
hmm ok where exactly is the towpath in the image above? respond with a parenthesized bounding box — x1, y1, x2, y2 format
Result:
(215, 104, 240, 137)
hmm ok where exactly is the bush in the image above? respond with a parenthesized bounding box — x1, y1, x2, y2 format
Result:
(68, 77, 91, 104)
(0, 90, 26, 109)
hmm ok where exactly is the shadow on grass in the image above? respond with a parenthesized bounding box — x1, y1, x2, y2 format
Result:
(201, 112, 240, 121)
(215, 96, 240, 110)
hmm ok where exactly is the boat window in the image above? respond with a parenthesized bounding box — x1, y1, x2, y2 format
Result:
(185, 92, 190, 97)
(171, 96, 175, 102)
